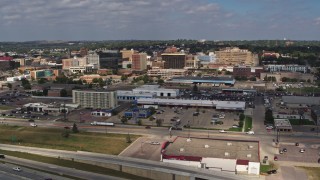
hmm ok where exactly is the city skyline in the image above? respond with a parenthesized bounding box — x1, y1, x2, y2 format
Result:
(0, 0, 320, 41)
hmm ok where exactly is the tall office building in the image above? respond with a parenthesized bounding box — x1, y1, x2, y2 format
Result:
(72, 90, 117, 109)
(132, 53, 147, 71)
(87, 51, 99, 67)
(161, 53, 186, 69)
(97, 50, 122, 70)
(120, 49, 138, 61)
(215, 47, 254, 66)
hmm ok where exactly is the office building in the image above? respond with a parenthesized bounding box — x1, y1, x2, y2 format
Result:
(215, 47, 255, 66)
(162, 53, 186, 69)
(132, 53, 147, 71)
(72, 90, 117, 109)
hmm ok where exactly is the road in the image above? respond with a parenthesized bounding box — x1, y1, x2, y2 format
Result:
(1, 156, 126, 180)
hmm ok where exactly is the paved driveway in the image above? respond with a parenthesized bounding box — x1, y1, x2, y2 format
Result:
(266, 166, 307, 180)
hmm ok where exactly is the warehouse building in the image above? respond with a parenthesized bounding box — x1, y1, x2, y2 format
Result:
(137, 98, 245, 111)
(161, 137, 260, 175)
(132, 85, 179, 98)
(167, 76, 235, 86)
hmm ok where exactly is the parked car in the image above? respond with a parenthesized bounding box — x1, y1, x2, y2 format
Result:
(264, 156, 268, 160)
(145, 126, 151, 129)
(151, 142, 160, 145)
(30, 123, 37, 127)
(274, 156, 278, 161)
(267, 169, 277, 174)
(295, 142, 299, 146)
(279, 150, 284, 154)
(246, 131, 254, 135)
(283, 148, 287, 152)
(13, 167, 21, 172)
(219, 130, 227, 133)
(299, 149, 305, 153)
(0, 154, 5, 158)
(232, 125, 239, 128)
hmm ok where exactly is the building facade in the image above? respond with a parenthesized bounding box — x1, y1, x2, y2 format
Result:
(233, 67, 252, 77)
(72, 90, 117, 109)
(162, 53, 186, 69)
(264, 64, 308, 73)
(132, 53, 147, 71)
(215, 47, 254, 66)
(147, 68, 187, 79)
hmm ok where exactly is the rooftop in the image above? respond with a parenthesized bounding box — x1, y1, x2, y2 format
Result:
(282, 96, 320, 105)
(274, 119, 292, 129)
(171, 76, 234, 81)
(163, 137, 259, 162)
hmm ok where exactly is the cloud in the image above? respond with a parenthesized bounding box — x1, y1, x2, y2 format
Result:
(0, 0, 319, 41)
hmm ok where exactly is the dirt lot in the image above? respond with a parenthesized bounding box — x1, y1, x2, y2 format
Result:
(118, 136, 165, 161)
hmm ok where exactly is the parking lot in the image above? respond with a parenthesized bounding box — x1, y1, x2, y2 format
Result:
(275, 143, 320, 163)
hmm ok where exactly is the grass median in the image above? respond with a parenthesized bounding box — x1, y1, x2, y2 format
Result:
(0, 125, 139, 155)
(0, 149, 149, 180)
(244, 117, 252, 132)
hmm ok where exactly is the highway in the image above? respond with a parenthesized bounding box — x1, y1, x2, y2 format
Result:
(1, 155, 126, 180)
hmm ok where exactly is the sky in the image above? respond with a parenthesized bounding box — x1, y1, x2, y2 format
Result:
(0, 0, 320, 41)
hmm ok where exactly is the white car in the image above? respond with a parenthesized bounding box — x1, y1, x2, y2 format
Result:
(299, 149, 305, 153)
(232, 125, 239, 128)
(151, 142, 160, 145)
(30, 123, 37, 127)
(13, 167, 21, 172)
(247, 131, 255, 135)
(219, 130, 227, 133)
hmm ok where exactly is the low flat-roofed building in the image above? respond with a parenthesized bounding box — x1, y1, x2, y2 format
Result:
(133, 85, 179, 98)
(116, 90, 156, 101)
(274, 119, 292, 132)
(161, 137, 260, 175)
(137, 98, 245, 110)
(282, 96, 320, 106)
(167, 76, 235, 86)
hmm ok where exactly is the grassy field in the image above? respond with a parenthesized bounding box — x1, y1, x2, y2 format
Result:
(0, 149, 149, 180)
(228, 127, 242, 132)
(260, 164, 272, 174)
(289, 119, 315, 125)
(0, 105, 13, 110)
(0, 125, 139, 155)
(244, 117, 253, 132)
(298, 167, 320, 180)
(287, 87, 320, 94)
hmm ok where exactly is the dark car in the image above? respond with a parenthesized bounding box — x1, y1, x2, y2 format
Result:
(295, 142, 299, 146)
(264, 156, 268, 160)
(145, 126, 151, 129)
(274, 156, 278, 161)
(267, 170, 277, 174)
(283, 148, 287, 152)
(0, 154, 5, 158)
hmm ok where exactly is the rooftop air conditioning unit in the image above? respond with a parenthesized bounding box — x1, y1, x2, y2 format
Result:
(225, 152, 229, 156)
(204, 145, 210, 148)
(248, 145, 253, 149)
(227, 142, 232, 146)
(180, 148, 184, 152)
(187, 138, 191, 142)
(247, 154, 252, 158)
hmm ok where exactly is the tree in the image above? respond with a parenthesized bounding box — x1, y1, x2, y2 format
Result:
(61, 127, 70, 138)
(265, 109, 274, 124)
(193, 84, 198, 92)
(60, 89, 68, 97)
(249, 77, 256, 81)
(156, 119, 162, 127)
(148, 107, 156, 115)
(225, 71, 232, 75)
(126, 133, 132, 143)
(7, 83, 12, 90)
(157, 79, 164, 85)
(137, 119, 142, 126)
(121, 116, 128, 124)
(239, 114, 245, 121)
(238, 121, 244, 128)
(37, 78, 47, 84)
(127, 64, 132, 68)
(72, 123, 79, 133)
(121, 75, 128, 81)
